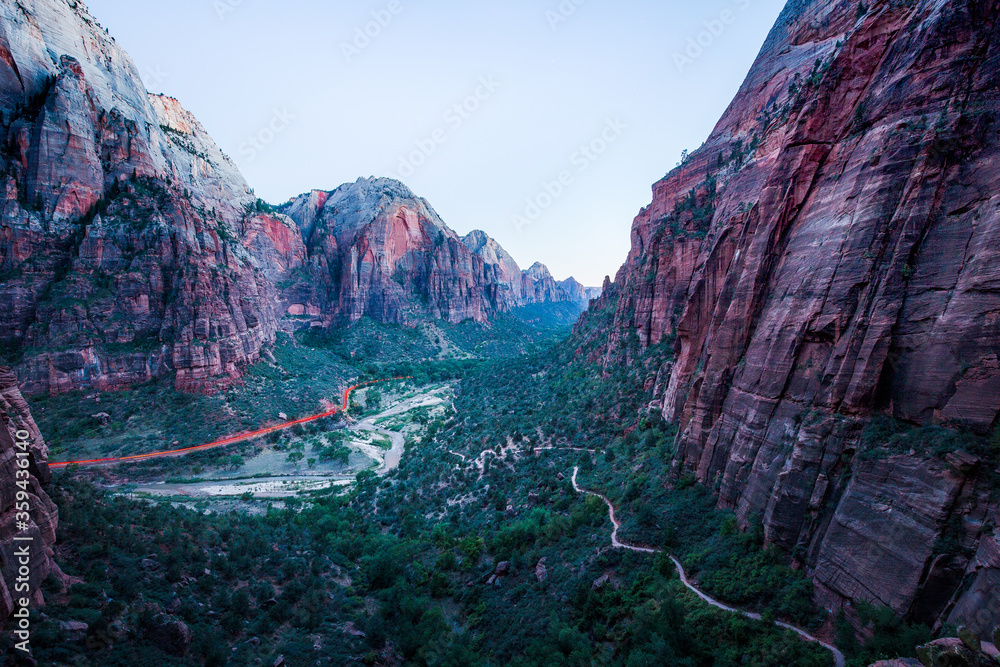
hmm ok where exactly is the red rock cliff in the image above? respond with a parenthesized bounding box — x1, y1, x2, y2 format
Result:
(0, 2, 588, 394)
(586, 0, 1000, 633)
(0, 0, 295, 395)
(279, 179, 588, 325)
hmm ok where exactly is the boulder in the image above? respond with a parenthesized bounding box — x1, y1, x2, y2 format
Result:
(148, 617, 191, 657)
(914, 638, 996, 667)
(535, 558, 548, 583)
(58, 620, 88, 642)
(959, 628, 982, 654)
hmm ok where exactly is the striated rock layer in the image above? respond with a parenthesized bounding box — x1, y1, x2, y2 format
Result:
(582, 0, 1000, 633)
(0, 0, 291, 395)
(278, 178, 594, 326)
(0, 366, 61, 618)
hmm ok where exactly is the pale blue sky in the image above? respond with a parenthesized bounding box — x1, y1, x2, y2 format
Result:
(86, 0, 786, 286)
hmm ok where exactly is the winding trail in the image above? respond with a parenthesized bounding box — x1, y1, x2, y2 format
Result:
(571, 467, 846, 667)
(49, 377, 412, 469)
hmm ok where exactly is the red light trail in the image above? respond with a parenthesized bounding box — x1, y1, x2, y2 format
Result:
(49, 377, 412, 470)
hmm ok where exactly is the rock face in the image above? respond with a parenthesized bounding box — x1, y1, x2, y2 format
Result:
(0, 0, 291, 395)
(0, 1, 580, 395)
(278, 178, 591, 325)
(811, 454, 980, 622)
(0, 366, 60, 617)
(582, 0, 1000, 634)
(460, 230, 596, 310)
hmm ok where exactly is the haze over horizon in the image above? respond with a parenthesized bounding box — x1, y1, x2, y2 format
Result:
(85, 0, 786, 285)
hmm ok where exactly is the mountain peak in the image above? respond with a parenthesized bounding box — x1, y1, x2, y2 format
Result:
(283, 177, 445, 241)
(524, 262, 553, 282)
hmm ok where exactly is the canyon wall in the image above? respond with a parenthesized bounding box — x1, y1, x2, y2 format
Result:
(278, 178, 593, 326)
(0, 366, 60, 618)
(584, 0, 1000, 633)
(0, 0, 290, 395)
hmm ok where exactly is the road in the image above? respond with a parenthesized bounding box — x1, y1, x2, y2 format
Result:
(118, 387, 448, 500)
(49, 376, 412, 469)
(571, 466, 846, 667)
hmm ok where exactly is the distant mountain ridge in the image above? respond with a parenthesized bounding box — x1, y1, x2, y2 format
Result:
(275, 177, 598, 328)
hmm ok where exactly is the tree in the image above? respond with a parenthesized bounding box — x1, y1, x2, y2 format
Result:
(307, 458, 317, 469)
(367, 388, 382, 412)
(287, 451, 304, 467)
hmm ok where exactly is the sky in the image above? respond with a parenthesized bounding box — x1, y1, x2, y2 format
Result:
(86, 0, 787, 286)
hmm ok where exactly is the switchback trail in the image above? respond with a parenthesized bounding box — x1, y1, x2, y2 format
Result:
(50, 377, 412, 470)
(571, 467, 846, 667)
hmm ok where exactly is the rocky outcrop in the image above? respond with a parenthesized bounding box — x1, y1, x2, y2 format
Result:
(811, 453, 981, 621)
(461, 229, 531, 310)
(870, 632, 1000, 667)
(462, 232, 599, 309)
(581, 0, 1000, 634)
(0, 0, 292, 394)
(278, 179, 588, 325)
(0, 366, 60, 617)
(556, 277, 601, 306)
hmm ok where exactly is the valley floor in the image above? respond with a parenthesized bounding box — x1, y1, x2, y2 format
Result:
(111, 383, 454, 507)
(7, 318, 935, 667)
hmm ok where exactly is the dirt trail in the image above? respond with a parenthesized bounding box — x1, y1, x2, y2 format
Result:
(571, 467, 846, 667)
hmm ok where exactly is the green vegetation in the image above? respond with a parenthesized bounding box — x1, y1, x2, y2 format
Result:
(859, 415, 996, 468)
(30, 334, 356, 466)
(837, 603, 932, 667)
(15, 300, 974, 665)
(5, 469, 832, 666)
(297, 307, 579, 367)
(244, 198, 276, 215)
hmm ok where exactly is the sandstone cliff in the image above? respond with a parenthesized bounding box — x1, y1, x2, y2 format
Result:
(462, 232, 599, 308)
(581, 0, 1000, 634)
(0, 366, 60, 618)
(278, 178, 589, 325)
(0, 0, 291, 394)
